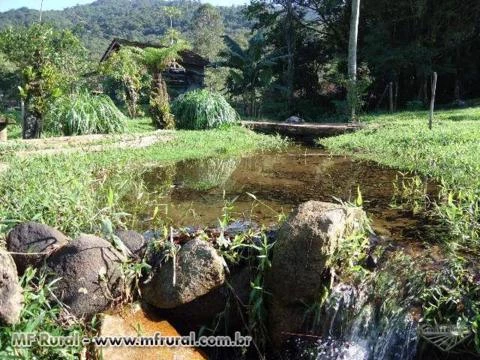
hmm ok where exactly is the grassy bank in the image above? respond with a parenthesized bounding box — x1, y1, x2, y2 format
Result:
(321, 107, 480, 351)
(0, 126, 286, 238)
(321, 108, 480, 188)
(321, 107, 480, 250)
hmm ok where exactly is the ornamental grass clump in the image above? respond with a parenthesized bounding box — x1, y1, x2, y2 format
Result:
(172, 89, 239, 130)
(45, 91, 127, 136)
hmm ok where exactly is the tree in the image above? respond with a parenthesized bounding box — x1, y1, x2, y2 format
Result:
(142, 40, 189, 129)
(191, 4, 224, 60)
(347, 0, 360, 121)
(220, 32, 285, 117)
(0, 24, 88, 138)
(246, 0, 303, 112)
(100, 46, 148, 118)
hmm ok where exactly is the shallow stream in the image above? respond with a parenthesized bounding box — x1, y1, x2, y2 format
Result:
(120, 145, 457, 360)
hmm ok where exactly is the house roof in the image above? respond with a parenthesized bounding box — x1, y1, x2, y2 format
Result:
(100, 38, 210, 67)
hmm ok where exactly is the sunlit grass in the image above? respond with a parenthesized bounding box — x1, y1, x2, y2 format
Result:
(0, 126, 287, 237)
(321, 106, 480, 250)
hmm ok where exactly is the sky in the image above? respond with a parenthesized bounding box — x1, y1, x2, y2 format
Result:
(0, 0, 247, 12)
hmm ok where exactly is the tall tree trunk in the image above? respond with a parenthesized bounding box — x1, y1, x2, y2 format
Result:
(285, 0, 295, 111)
(125, 77, 138, 118)
(389, 82, 393, 113)
(348, 0, 361, 122)
(394, 81, 399, 111)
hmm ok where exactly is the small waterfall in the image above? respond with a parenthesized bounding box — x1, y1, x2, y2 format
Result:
(286, 285, 419, 360)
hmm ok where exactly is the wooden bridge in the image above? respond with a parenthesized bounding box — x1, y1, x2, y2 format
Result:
(241, 120, 362, 142)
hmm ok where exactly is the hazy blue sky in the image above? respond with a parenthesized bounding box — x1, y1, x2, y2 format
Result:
(0, 0, 247, 12)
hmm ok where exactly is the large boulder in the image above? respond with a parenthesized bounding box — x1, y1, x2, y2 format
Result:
(142, 238, 226, 309)
(163, 265, 251, 333)
(0, 251, 23, 325)
(7, 222, 68, 274)
(115, 230, 146, 258)
(46, 235, 126, 318)
(267, 201, 366, 347)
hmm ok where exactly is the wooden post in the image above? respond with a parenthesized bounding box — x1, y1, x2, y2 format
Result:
(429, 72, 438, 130)
(389, 82, 394, 112)
(394, 81, 399, 111)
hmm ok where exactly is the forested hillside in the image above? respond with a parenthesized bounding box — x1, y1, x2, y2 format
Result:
(1, 0, 480, 118)
(0, 0, 250, 58)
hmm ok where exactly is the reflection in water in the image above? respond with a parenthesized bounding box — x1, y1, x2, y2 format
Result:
(126, 146, 432, 247)
(175, 157, 241, 191)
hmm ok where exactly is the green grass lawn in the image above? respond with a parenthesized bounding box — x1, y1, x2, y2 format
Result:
(321, 107, 480, 188)
(0, 126, 286, 238)
(321, 106, 480, 251)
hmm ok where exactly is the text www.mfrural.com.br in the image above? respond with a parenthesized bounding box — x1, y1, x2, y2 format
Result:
(11, 331, 252, 348)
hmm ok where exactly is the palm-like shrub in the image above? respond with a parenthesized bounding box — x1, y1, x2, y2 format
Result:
(45, 92, 127, 136)
(171, 89, 239, 130)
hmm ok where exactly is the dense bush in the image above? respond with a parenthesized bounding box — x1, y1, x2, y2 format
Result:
(171, 89, 239, 130)
(45, 92, 127, 136)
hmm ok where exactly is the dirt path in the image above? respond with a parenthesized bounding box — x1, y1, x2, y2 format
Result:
(6, 131, 174, 158)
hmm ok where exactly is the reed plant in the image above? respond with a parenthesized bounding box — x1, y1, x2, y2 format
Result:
(172, 89, 239, 130)
(45, 91, 127, 136)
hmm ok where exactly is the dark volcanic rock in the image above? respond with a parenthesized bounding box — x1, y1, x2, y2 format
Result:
(163, 266, 252, 333)
(115, 230, 146, 258)
(46, 235, 125, 318)
(7, 222, 68, 274)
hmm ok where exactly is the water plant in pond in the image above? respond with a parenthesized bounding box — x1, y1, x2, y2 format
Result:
(391, 173, 431, 214)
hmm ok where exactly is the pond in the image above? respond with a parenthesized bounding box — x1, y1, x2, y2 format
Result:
(119, 145, 452, 360)
(127, 145, 435, 249)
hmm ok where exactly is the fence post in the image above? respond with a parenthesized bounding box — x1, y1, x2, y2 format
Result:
(429, 72, 438, 130)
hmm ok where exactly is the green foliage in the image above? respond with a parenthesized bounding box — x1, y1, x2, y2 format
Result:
(191, 4, 225, 60)
(100, 46, 149, 118)
(0, 23, 89, 138)
(0, 268, 85, 359)
(45, 91, 127, 136)
(142, 42, 190, 130)
(142, 43, 190, 73)
(172, 89, 239, 130)
(0, 1, 251, 59)
(220, 32, 284, 117)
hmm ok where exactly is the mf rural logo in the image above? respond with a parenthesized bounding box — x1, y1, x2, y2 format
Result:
(418, 323, 472, 352)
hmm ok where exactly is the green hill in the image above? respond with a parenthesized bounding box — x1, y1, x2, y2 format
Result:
(0, 0, 250, 58)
